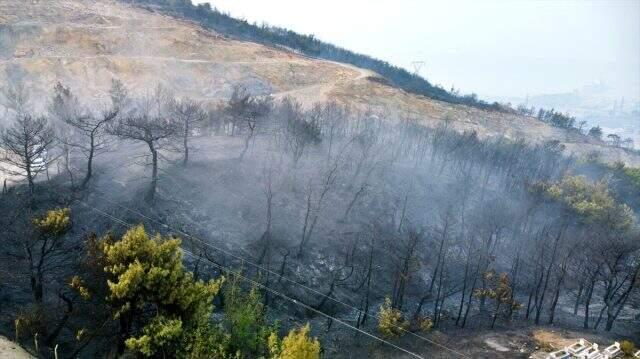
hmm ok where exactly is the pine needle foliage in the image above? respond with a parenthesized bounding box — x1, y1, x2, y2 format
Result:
(100, 225, 225, 357)
(269, 323, 320, 359)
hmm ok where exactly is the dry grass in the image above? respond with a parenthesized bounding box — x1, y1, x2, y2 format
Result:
(532, 329, 576, 352)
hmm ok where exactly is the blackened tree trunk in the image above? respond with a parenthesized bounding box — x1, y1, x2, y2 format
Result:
(535, 227, 564, 324)
(547, 258, 568, 325)
(455, 248, 471, 326)
(239, 127, 252, 161)
(461, 258, 482, 328)
(583, 273, 597, 329)
(81, 132, 95, 189)
(573, 278, 584, 316)
(358, 235, 375, 327)
(146, 141, 158, 203)
(183, 121, 189, 165)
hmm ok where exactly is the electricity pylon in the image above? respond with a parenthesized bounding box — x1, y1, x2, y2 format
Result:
(411, 61, 425, 77)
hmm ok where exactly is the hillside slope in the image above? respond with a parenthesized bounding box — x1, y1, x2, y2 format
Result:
(0, 0, 637, 166)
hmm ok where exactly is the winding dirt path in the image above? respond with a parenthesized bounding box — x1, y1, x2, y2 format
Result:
(0, 53, 374, 103)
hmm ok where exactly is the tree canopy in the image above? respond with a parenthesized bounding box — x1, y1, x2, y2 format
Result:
(544, 175, 634, 231)
(98, 225, 225, 357)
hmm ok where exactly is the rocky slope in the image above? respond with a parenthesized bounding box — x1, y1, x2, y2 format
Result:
(0, 336, 32, 358)
(0, 0, 638, 166)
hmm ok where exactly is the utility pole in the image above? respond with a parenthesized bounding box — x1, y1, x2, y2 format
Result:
(410, 60, 425, 92)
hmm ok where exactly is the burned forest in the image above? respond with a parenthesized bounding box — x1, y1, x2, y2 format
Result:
(1, 78, 638, 358)
(0, 0, 639, 358)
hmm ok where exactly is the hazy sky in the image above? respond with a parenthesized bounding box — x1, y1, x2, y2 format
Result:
(194, 0, 640, 100)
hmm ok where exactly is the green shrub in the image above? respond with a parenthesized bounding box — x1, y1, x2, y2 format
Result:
(621, 340, 636, 357)
(378, 297, 408, 338)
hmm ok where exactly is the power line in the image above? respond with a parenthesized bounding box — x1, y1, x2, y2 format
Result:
(75, 198, 426, 359)
(193, 254, 427, 359)
(89, 190, 470, 357)
(85, 190, 471, 358)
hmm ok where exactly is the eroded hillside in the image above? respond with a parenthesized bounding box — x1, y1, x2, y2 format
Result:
(0, 0, 638, 166)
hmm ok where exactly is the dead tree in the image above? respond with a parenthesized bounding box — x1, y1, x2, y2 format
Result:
(1, 79, 30, 118)
(594, 235, 640, 331)
(110, 92, 177, 203)
(415, 209, 455, 321)
(225, 86, 272, 160)
(297, 162, 339, 256)
(310, 102, 347, 163)
(391, 229, 421, 310)
(49, 82, 80, 187)
(356, 230, 376, 328)
(109, 78, 130, 112)
(76, 110, 118, 189)
(0, 115, 56, 195)
(582, 263, 601, 329)
(429, 208, 456, 293)
(279, 97, 321, 166)
(50, 82, 118, 189)
(172, 97, 205, 165)
(547, 251, 571, 324)
(534, 224, 566, 325)
(314, 253, 355, 312)
(455, 236, 475, 326)
(349, 127, 378, 187)
(459, 203, 510, 327)
(343, 184, 367, 221)
(257, 165, 275, 265)
(525, 227, 549, 320)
